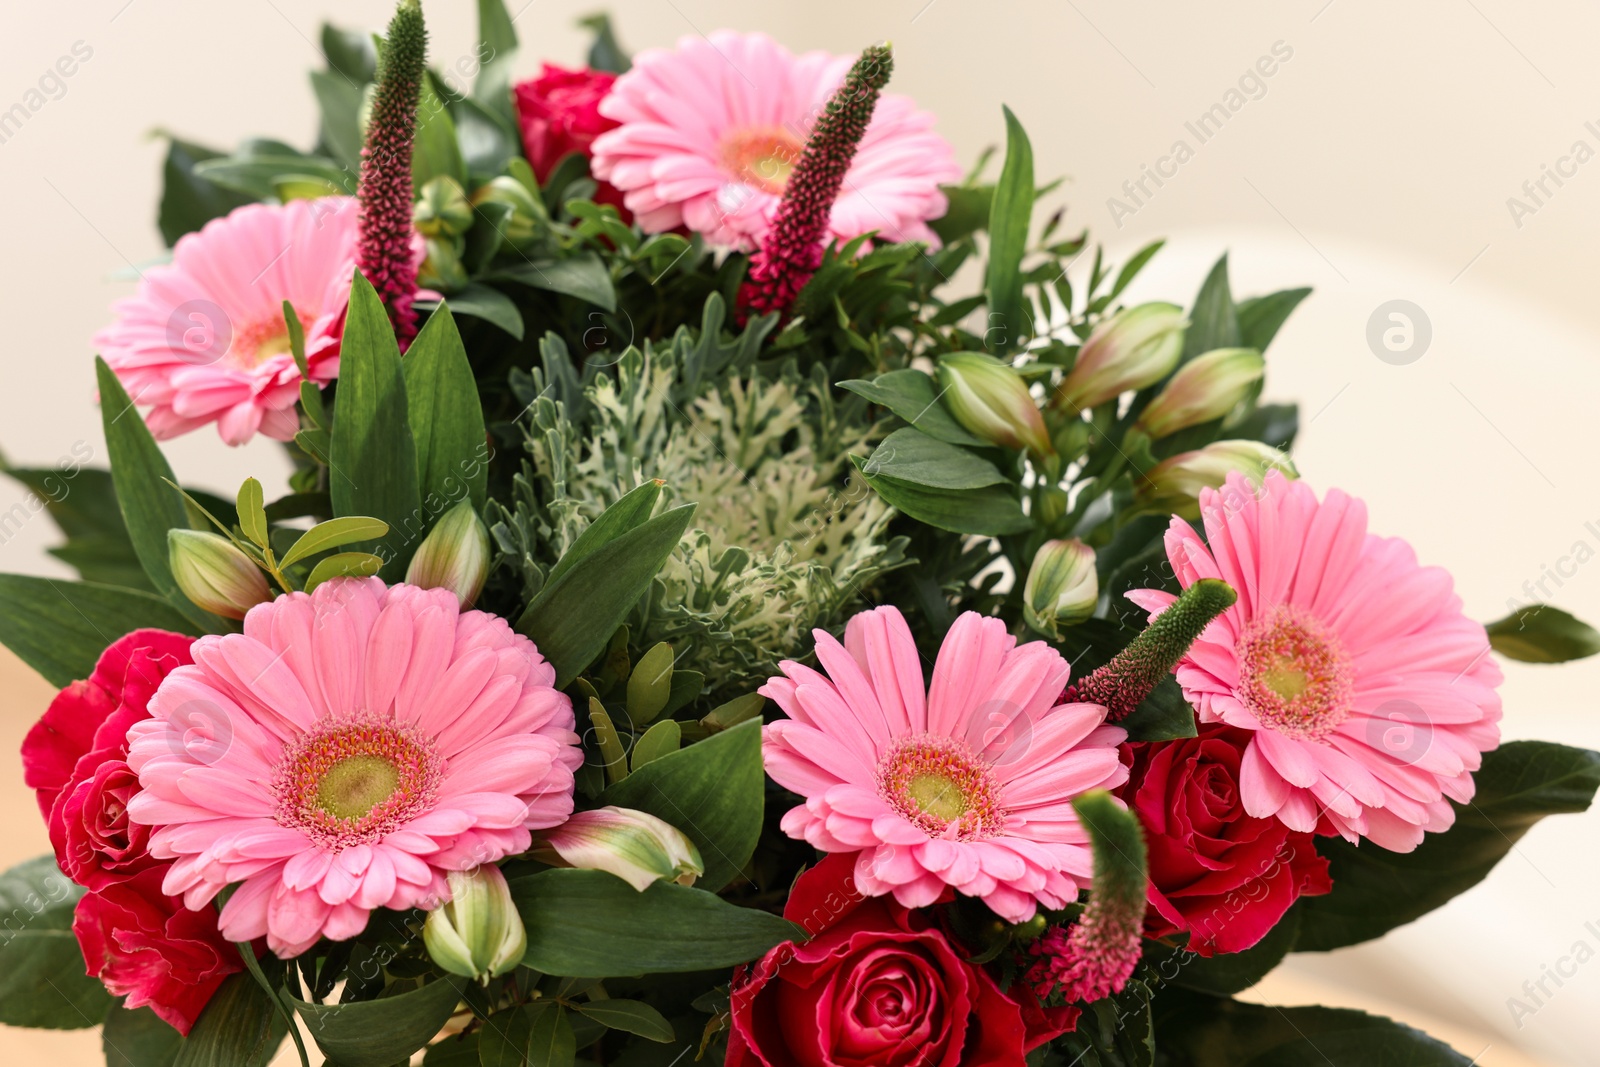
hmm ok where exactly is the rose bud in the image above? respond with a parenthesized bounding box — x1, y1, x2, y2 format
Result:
(406, 501, 490, 608)
(412, 176, 473, 239)
(936, 352, 1054, 458)
(167, 530, 271, 620)
(533, 806, 704, 892)
(1134, 439, 1297, 520)
(1134, 347, 1264, 439)
(1054, 302, 1187, 413)
(1023, 538, 1098, 638)
(471, 176, 546, 248)
(422, 865, 527, 983)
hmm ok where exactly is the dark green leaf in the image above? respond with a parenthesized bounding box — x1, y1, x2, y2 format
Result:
(0, 465, 153, 590)
(1181, 255, 1241, 362)
(321, 23, 376, 83)
(415, 76, 467, 192)
(929, 184, 994, 245)
(0, 855, 110, 1028)
(546, 481, 664, 586)
(290, 977, 464, 1067)
(1486, 604, 1600, 663)
(518, 504, 696, 687)
(601, 720, 763, 892)
(158, 138, 255, 246)
(457, 98, 519, 182)
(310, 70, 365, 172)
(329, 273, 422, 580)
(1119, 676, 1198, 742)
(0, 575, 199, 687)
(510, 870, 799, 977)
(526, 1001, 575, 1067)
(104, 1003, 184, 1067)
(984, 107, 1035, 355)
(573, 999, 673, 1042)
(492, 255, 617, 312)
(1110, 239, 1166, 301)
(192, 156, 355, 198)
(1228, 403, 1299, 451)
(1055, 978, 1153, 1067)
(423, 1033, 480, 1065)
(852, 456, 1030, 536)
(172, 972, 284, 1067)
(861, 428, 1007, 490)
(1236, 288, 1311, 353)
(1296, 741, 1600, 951)
(478, 1006, 533, 1067)
(96, 358, 226, 632)
(405, 305, 491, 514)
(837, 370, 986, 447)
(578, 13, 631, 74)
(424, 283, 524, 339)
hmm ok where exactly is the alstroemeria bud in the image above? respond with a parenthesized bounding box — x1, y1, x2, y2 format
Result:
(422, 865, 526, 983)
(167, 530, 271, 620)
(1134, 347, 1264, 439)
(412, 176, 473, 238)
(472, 176, 545, 248)
(406, 501, 490, 608)
(1054, 302, 1187, 413)
(936, 352, 1054, 457)
(534, 806, 704, 892)
(1024, 538, 1098, 638)
(1135, 440, 1297, 520)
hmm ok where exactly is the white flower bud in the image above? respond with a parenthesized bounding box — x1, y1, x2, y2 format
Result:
(1136, 440, 1298, 520)
(534, 806, 704, 892)
(168, 530, 271, 620)
(936, 352, 1053, 457)
(406, 502, 490, 608)
(1024, 539, 1099, 638)
(1055, 303, 1187, 413)
(1134, 347, 1264, 439)
(423, 865, 526, 983)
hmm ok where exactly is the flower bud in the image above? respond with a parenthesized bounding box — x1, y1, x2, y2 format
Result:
(412, 176, 473, 238)
(168, 530, 271, 620)
(471, 176, 545, 248)
(1135, 440, 1297, 520)
(1024, 538, 1098, 638)
(1134, 347, 1264, 439)
(406, 502, 490, 608)
(422, 865, 526, 983)
(534, 806, 705, 892)
(936, 352, 1054, 457)
(1054, 302, 1187, 413)
(417, 236, 470, 293)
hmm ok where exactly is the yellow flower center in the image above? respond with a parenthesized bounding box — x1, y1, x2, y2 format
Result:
(720, 128, 803, 194)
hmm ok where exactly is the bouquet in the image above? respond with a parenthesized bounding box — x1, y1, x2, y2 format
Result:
(4, 3, 1597, 1064)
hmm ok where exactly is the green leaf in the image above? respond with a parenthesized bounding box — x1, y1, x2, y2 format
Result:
(415, 75, 467, 192)
(837, 370, 986, 447)
(517, 504, 696, 687)
(573, 999, 672, 1042)
(492, 255, 617, 311)
(630, 719, 681, 770)
(1486, 604, 1600, 663)
(509, 870, 798, 977)
(303, 551, 384, 592)
(424, 1033, 480, 1065)
(0, 465, 152, 590)
(1182, 255, 1241, 362)
(0, 855, 111, 1028)
(95, 358, 227, 632)
(1055, 978, 1153, 1067)
(1118, 676, 1199, 742)
(158, 137, 255, 246)
(424, 284, 524, 339)
(1110, 239, 1166, 301)
(1148, 903, 1303, 997)
(929, 183, 994, 245)
(404, 305, 490, 514)
(290, 977, 464, 1067)
(601, 719, 763, 892)
(578, 13, 631, 73)
(547, 481, 664, 586)
(329, 273, 422, 580)
(236, 478, 269, 548)
(861, 427, 1007, 490)
(456, 98, 519, 182)
(852, 455, 1030, 536)
(321, 22, 376, 83)
(0, 575, 198, 687)
(104, 1003, 184, 1067)
(309, 69, 365, 172)
(1152, 990, 1471, 1066)
(626, 641, 675, 724)
(171, 972, 285, 1067)
(1296, 740, 1600, 951)
(984, 107, 1035, 355)
(478, 1006, 533, 1067)
(279, 516, 391, 569)
(1236, 287, 1311, 353)
(525, 1001, 576, 1067)
(1229, 402, 1299, 451)
(192, 156, 355, 198)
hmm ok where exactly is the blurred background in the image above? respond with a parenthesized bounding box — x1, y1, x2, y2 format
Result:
(2, 1, 1598, 1063)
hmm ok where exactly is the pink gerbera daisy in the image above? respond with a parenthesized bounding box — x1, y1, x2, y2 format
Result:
(1129, 471, 1502, 852)
(125, 578, 582, 957)
(590, 31, 960, 251)
(760, 606, 1128, 923)
(97, 198, 382, 446)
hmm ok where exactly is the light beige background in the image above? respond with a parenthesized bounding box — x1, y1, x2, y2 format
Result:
(2, 1, 1598, 1063)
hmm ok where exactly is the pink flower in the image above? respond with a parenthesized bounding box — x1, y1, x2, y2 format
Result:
(21, 630, 195, 888)
(125, 578, 583, 957)
(760, 606, 1129, 924)
(1129, 472, 1502, 852)
(513, 64, 629, 219)
(74, 868, 240, 1036)
(590, 31, 959, 251)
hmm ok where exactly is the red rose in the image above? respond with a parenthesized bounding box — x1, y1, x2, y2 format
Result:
(74, 868, 240, 1035)
(513, 64, 630, 219)
(1124, 724, 1332, 956)
(727, 854, 1076, 1067)
(21, 630, 194, 889)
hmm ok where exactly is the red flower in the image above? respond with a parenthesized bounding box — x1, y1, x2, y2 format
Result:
(1124, 724, 1332, 956)
(74, 868, 240, 1036)
(727, 853, 1076, 1067)
(21, 630, 194, 889)
(513, 64, 629, 219)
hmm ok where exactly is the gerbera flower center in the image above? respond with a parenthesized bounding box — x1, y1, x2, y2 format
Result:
(720, 128, 803, 194)
(273, 720, 440, 847)
(1235, 606, 1354, 741)
(228, 307, 313, 371)
(877, 734, 1005, 840)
